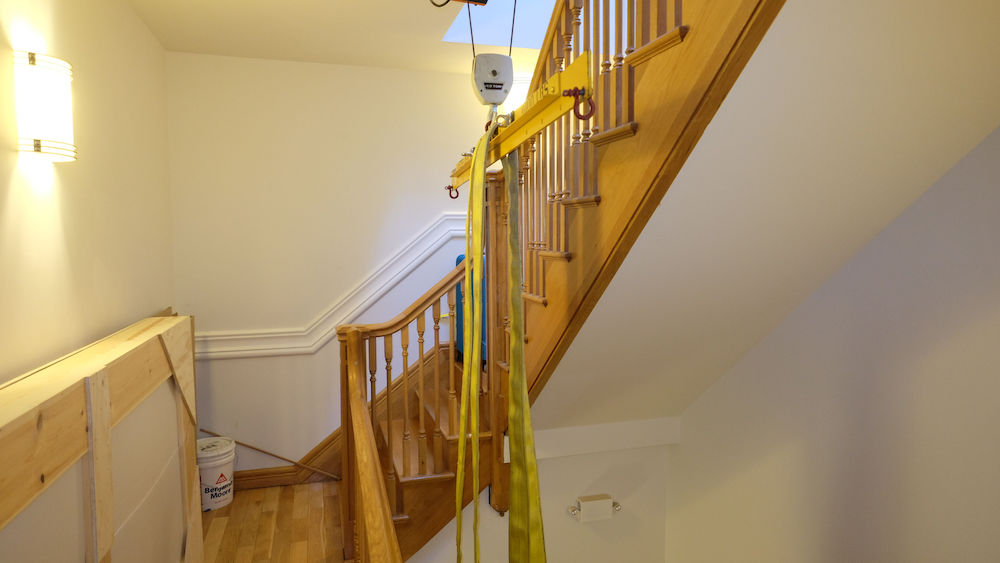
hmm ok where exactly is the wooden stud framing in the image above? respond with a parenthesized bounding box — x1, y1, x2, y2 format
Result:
(0, 316, 203, 562)
(83, 370, 113, 563)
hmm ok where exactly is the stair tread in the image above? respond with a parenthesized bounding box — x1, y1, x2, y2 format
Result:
(422, 376, 492, 441)
(378, 417, 452, 483)
(412, 352, 492, 440)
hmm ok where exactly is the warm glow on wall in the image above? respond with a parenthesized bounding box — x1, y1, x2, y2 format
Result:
(14, 51, 76, 162)
(499, 73, 532, 115)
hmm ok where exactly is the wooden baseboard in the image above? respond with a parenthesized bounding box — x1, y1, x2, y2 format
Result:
(233, 465, 300, 491)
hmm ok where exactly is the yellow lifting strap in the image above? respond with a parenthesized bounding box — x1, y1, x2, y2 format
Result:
(456, 117, 547, 562)
(503, 149, 547, 562)
(455, 116, 498, 563)
(456, 50, 597, 562)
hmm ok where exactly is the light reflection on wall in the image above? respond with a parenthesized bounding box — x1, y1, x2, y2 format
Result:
(16, 152, 56, 196)
(499, 73, 532, 114)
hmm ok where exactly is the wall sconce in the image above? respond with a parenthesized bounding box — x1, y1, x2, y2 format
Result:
(14, 51, 77, 162)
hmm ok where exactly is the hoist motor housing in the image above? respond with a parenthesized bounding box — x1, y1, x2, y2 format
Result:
(472, 53, 513, 106)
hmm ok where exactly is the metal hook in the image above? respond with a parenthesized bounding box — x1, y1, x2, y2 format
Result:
(445, 185, 460, 199)
(573, 95, 596, 120)
(563, 87, 596, 120)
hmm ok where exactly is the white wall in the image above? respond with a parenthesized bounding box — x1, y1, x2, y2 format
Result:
(413, 445, 669, 563)
(664, 127, 1000, 562)
(0, 0, 173, 383)
(196, 234, 463, 470)
(165, 53, 486, 469)
(166, 52, 483, 332)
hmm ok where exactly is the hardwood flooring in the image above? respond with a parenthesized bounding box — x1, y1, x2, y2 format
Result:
(201, 481, 345, 563)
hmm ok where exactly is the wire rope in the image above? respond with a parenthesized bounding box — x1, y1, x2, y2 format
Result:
(467, 3, 477, 59)
(509, 0, 518, 56)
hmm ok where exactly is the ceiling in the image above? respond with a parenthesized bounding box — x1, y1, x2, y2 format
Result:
(123, 0, 541, 74)
(531, 0, 1000, 429)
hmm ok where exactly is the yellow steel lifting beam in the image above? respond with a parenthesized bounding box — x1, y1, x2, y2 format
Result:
(450, 52, 593, 188)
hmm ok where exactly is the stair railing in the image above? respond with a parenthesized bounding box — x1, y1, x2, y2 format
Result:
(340, 327, 403, 563)
(513, 0, 686, 301)
(338, 263, 467, 560)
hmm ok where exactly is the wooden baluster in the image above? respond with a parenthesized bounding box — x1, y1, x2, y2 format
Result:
(638, 0, 650, 48)
(416, 313, 428, 474)
(447, 287, 458, 432)
(602, 0, 612, 134)
(548, 124, 557, 255)
(400, 325, 411, 478)
(432, 300, 444, 471)
(671, 0, 683, 30)
(627, 0, 636, 56)
(659, 0, 669, 36)
(613, 0, 625, 128)
(534, 136, 546, 263)
(524, 148, 543, 297)
(650, 0, 659, 41)
(368, 337, 377, 425)
(571, 1, 583, 201)
(579, 0, 591, 200)
(564, 0, 575, 66)
(527, 141, 536, 295)
(562, 111, 571, 251)
(542, 130, 551, 261)
(555, 116, 563, 256)
(384, 333, 397, 511)
(625, 0, 636, 123)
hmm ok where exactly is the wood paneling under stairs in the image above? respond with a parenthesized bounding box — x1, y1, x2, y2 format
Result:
(202, 482, 344, 563)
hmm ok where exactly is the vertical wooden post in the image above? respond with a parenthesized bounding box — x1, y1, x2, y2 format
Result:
(339, 334, 355, 561)
(83, 371, 113, 563)
(432, 301, 444, 471)
(416, 313, 428, 475)
(613, 0, 625, 127)
(447, 288, 458, 432)
(638, 0, 650, 48)
(368, 337, 377, 425)
(383, 333, 397, 512)
(400, 326, 411, 478)
(580, 0, 593, 198)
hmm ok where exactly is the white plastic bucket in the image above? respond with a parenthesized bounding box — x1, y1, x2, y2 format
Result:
(197, 437, 236, 511)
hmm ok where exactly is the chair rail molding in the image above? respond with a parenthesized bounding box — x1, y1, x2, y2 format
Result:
(194, 212, 466, 360)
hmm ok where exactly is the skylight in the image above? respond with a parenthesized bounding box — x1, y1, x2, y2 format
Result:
(442, 0, 556, 50)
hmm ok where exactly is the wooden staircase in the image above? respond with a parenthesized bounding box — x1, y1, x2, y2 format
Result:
(335, 0, 788, 560)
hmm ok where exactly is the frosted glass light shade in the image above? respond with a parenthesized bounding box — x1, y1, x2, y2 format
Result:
(14, 51, 76, 162)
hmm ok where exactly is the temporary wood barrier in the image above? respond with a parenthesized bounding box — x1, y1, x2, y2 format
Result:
(0, 315, 204, 562)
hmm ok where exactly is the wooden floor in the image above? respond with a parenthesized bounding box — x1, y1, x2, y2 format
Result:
(201, 482, 345, 563)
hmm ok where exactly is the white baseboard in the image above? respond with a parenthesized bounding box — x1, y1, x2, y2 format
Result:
(195, 212, 465, 360)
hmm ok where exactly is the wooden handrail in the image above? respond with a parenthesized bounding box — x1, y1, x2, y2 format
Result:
(345, 328, 403, 562)
(340, 263, 464, 338)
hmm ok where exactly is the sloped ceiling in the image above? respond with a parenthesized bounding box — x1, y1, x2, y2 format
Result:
(531, 0, 1000, 428)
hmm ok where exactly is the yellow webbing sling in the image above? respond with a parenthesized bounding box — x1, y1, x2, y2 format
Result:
(456, 118, 546, 562)
(502, 150, 547, 562)
(455, 117, 497, 563)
